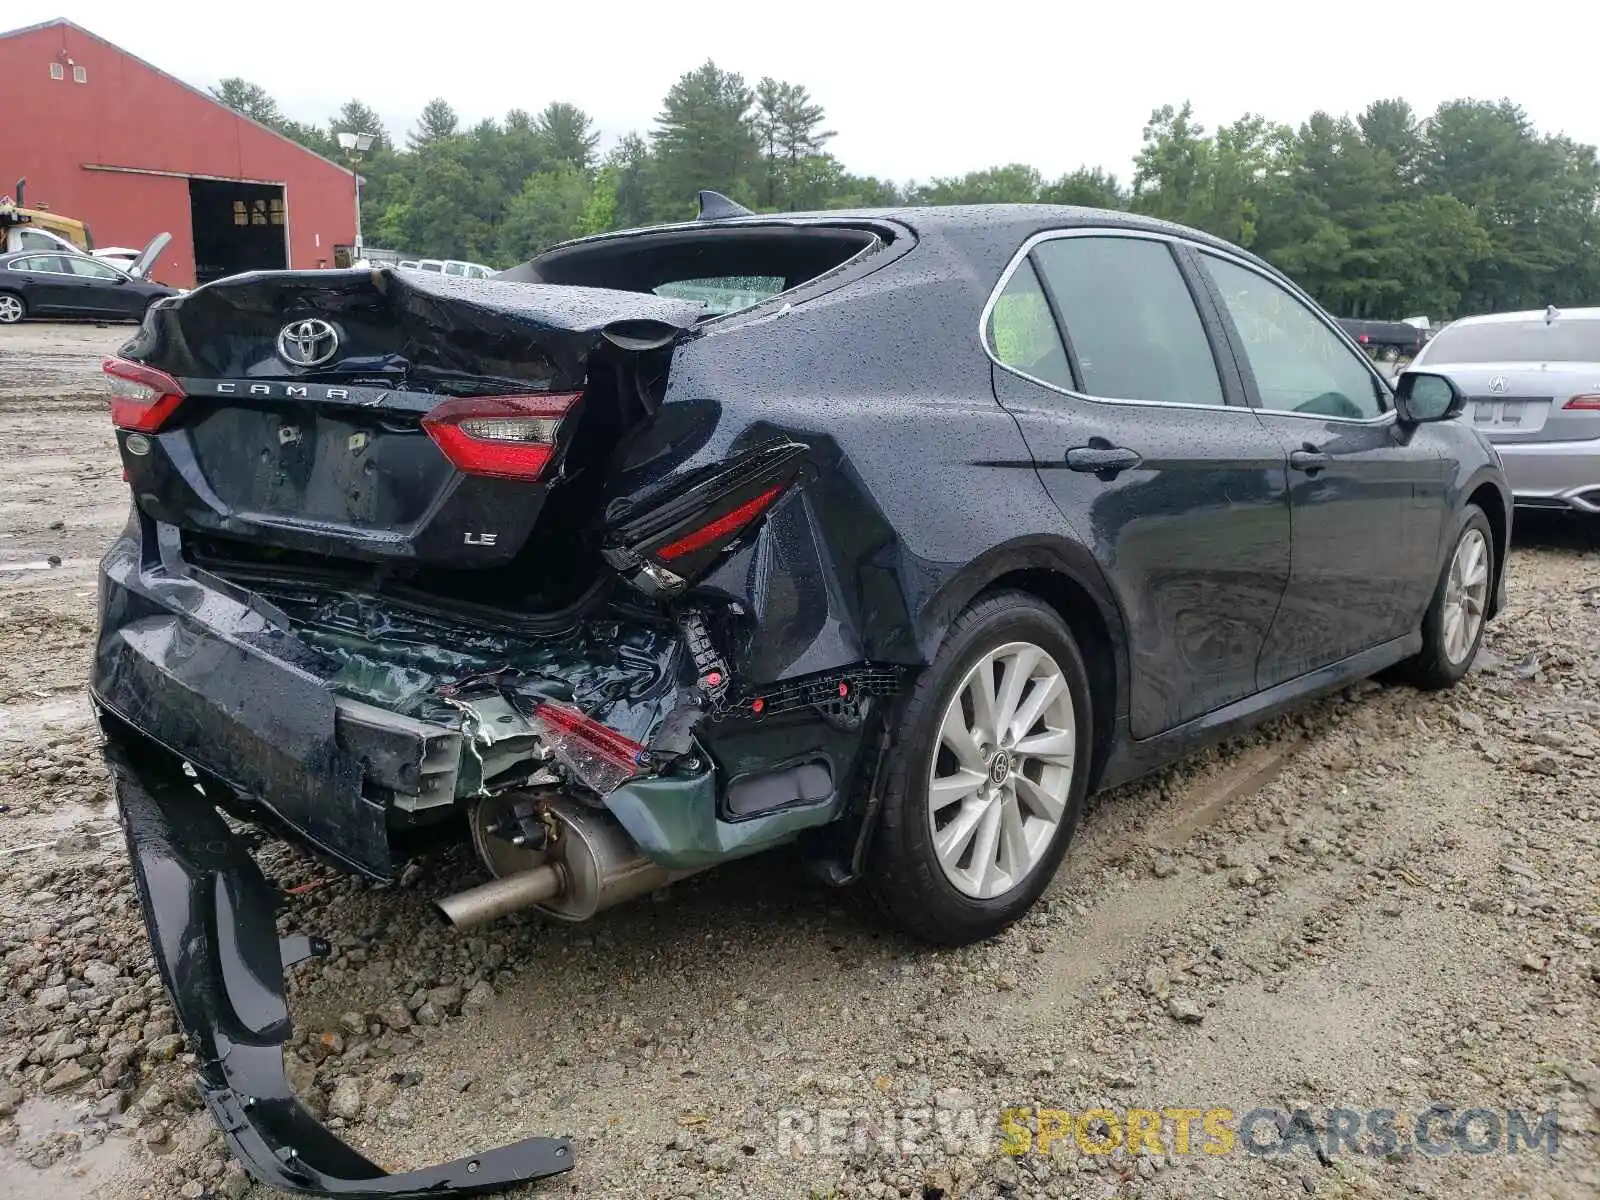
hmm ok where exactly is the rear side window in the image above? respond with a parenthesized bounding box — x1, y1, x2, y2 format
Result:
(9, 254, 67, 273)
(986, 259, 1073, 390)
(1031, 237, 1224, 406)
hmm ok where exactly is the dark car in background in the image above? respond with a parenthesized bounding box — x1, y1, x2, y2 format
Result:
(90, 199, 1510, 1197)
(0, 236, 175, 323)
(1338, 316, 1428, 362)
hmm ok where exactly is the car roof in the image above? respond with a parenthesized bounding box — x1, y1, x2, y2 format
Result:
(1443, 307, 1600, 327)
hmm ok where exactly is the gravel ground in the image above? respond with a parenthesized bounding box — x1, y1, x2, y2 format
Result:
(1, 322, 1597, 1200)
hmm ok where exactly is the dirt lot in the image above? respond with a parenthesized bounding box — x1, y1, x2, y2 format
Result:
(1, 321, 1597, 1200)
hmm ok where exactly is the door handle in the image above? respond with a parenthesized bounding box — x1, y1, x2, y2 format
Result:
(1289, 445, 1328, 474)
(1065, 446, 1142, 476)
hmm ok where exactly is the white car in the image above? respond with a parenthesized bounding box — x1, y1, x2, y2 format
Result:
(408, 258, 494, 279)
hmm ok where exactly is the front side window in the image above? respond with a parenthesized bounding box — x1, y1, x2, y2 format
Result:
(17, 229, 60, 251)
(985, 258, 1073, 390)
(1201, 253, 1386, 420)
(66, 257, 122, 280)
(1031, 236, 1224, 406)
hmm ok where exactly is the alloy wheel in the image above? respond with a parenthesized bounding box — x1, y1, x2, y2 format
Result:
(926, 640, 1076, 899)
(1442, 527, 1489, 665)
(0, 295, 23, 324)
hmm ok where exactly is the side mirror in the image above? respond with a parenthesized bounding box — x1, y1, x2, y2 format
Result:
(1393, 371, 1464, 424)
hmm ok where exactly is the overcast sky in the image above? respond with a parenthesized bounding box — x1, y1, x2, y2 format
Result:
(43, 0, 1600, 183)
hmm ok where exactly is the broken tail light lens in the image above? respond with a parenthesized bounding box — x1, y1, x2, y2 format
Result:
(532, 700, 646, 795)
(1562, 394, 1600, 410)
(422, 393, 580, 481)
(656, 484, 785, 562)
(104, 357, 185, 432)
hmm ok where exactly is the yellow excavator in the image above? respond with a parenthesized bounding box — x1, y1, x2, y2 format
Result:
(1, 177, 94, 254)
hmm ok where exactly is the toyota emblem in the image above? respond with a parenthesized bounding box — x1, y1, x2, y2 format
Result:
(1487, 375, 1509, 394)
(277, 319, 340, 367)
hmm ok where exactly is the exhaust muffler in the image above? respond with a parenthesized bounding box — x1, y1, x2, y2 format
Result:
(435, 790, 699, 929)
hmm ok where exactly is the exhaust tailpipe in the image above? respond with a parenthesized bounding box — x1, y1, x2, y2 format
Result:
(434, 863, 564, 928)
(435, 792, 700, 929)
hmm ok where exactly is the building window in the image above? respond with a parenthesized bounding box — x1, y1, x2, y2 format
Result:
(269, 197, 285, 226)
(49, 61, 64, 80)
(72, 64, 87, 84)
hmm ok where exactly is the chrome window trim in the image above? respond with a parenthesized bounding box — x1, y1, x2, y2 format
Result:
(7, 256, 72, 275)
(979, 226, 1394, 426)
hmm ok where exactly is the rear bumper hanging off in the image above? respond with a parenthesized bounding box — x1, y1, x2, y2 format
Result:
(106, 732, 575, 1198)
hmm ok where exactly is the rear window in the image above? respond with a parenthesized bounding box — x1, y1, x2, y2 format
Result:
(1422, 318, 1600, 364)
(506, 225, 885, 317)
(654, 275, 786, 316)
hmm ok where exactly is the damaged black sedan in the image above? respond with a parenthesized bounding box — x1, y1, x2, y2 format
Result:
(92, 195, 1511, 1195)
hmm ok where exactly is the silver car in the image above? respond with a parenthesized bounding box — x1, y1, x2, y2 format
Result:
(1410, 306, 1600, 513)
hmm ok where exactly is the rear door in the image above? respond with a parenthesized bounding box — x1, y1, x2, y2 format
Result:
(1191, 249, 1446, 685)
(988, 230, 1292, 739)
(6, 255, 76, 311)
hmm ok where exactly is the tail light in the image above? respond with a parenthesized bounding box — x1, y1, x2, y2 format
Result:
(600, 440, 809, 598)
(422, 393, 579, 481)
(104, 357, 184, 432)
(531, 700, 646, 794)
(656, 485, 784, 561)
(1562, 394, 1600, 411)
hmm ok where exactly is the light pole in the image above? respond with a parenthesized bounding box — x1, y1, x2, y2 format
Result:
(336, 131, 375, 261)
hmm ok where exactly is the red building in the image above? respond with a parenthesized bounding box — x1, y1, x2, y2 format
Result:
(0, 19, 357, 287)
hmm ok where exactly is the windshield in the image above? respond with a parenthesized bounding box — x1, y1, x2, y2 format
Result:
(1422, 318, 1600, 364)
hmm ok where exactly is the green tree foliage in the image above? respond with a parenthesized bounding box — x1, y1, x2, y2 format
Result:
(223, 74, 1600, 318)
(409, 99, 461, 150)
(534, 102, 601, 174)
(650, 61, 760, 217)
(753, 79, 835, 209)
(210, 78, 281, 125)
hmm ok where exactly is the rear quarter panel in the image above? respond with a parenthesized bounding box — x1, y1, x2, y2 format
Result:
(616, 229, 1102, 687)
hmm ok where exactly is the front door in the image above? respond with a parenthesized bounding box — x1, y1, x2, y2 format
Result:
(1189, 249, 1447, 687)
(987, 231, 1293, 739)
(7, 255, 78, 312)
(63, 255, 140, 316)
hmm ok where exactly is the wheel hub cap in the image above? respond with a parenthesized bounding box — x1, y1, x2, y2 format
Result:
(987, 751, 1011, 786)
(926, 640, 1076, 900)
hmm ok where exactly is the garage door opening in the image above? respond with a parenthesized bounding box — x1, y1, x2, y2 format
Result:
(189, 178, 287, 284)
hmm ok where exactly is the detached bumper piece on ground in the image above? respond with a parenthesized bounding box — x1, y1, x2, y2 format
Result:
(107, 733, 575, 1198)
(93, 198, 1511, 1197)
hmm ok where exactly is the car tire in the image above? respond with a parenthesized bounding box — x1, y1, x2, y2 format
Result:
(0, 291, 25, 324)
(865, 591, 1092, 946)
(1396, 504, 1494, 690)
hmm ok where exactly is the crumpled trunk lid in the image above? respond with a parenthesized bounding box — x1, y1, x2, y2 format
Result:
(115, 268, 701, 572)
